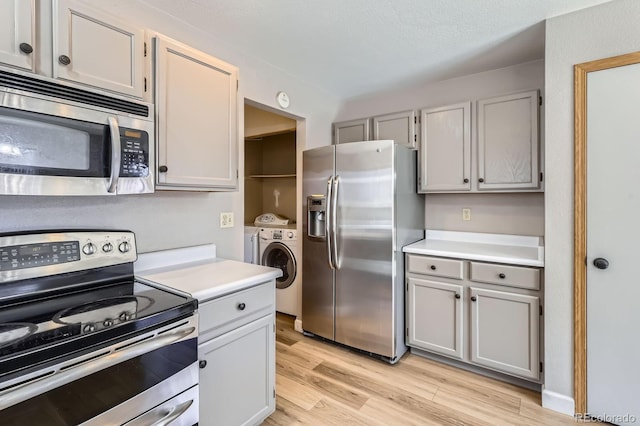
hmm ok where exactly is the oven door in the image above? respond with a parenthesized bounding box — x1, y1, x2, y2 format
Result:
(0, 316, 198, 425)
(0, 90, 154, 196)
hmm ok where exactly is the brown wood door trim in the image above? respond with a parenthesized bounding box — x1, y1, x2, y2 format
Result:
(573, 51, 640, 415)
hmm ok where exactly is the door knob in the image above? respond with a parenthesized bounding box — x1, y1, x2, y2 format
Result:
(593, 258, 609, 270)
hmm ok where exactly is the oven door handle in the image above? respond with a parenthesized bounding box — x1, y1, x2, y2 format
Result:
(0, 325, 196, 410)
(107, 116, 121, 193)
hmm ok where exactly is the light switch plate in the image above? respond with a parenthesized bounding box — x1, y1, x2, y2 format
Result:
(220, 212, 234, 228)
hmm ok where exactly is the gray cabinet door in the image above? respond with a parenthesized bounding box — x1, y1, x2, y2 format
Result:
(419, 102, 471, 192)
(154, 34, 238, 190)
(333, 118, 370, 144)
(53, 0, 145, 98)
(477, 90, 540, 190)
(408, 277, 464, 359)
(0, 0, 34, 72)
(372, 110, 417, 149)
(199, 313, 275, 426)
(469, 287, 539, 380)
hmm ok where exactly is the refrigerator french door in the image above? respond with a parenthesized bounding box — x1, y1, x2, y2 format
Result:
(302, 140, 423, 362)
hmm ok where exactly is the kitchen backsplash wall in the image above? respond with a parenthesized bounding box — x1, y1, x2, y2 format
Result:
(425, 193, 544, 236)
(0, 192, 237, 255)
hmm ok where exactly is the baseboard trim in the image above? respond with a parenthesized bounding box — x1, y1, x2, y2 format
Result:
(542, 389, 575, 416)
(294, 318, 303, 333)
(410, 347, 542, 391)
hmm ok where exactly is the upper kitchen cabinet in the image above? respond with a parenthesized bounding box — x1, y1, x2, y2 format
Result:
(419, 102, 471, 192)
(0, 0, 145, 98)
(419, 90, 542, 193)
(0, 1, 35, 72)
(153, 34, 238, 191)
(372, 110, 417, 149)
(53, 0, 145, 98)
(477, 90, 540, 190)
(333, 118, 370, 144)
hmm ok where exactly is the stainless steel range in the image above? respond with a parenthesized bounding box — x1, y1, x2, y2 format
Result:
(0, 230, 199, 425)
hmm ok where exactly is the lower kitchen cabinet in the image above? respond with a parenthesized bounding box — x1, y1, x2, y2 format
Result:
(406, 254, 542, 382)
(197, 281, 276, 426)
(469, 287, 540, 380)
(199, 314, 275, 426)
(407, 277, 463, 359)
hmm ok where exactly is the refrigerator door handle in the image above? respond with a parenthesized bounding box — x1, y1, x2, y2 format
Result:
(326, 176, 335, 270)
(332, 175, 340, 270)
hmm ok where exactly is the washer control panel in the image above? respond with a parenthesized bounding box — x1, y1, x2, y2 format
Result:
(259, 228, 297, 241)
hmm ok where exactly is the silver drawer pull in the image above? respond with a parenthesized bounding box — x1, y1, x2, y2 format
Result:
(155, 399, 194, 426)
(124, 399, 193, 426)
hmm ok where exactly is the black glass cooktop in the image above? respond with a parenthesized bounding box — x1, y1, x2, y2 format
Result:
(0, 273, 196, 382)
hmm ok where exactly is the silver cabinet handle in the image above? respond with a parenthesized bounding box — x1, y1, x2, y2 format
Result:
(107, 117, 121, 193)
(326, 176, 335, 270)
(0, 325, 195, 410)
(331, 175, 340, 270)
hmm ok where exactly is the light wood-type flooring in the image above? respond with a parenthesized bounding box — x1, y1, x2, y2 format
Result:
(263, 313, 578, 426)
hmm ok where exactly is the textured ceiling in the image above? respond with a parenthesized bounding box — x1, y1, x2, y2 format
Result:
(140, 0, 611, 99)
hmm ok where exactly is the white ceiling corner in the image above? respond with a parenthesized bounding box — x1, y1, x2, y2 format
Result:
(139, 0, 612, 99)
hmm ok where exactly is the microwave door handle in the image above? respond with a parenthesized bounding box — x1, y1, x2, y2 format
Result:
(107, 116, 121, 193)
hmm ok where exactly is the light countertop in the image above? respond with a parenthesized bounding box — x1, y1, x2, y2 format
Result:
(135, 244, 282, 302)
(402, 230, 544, 267)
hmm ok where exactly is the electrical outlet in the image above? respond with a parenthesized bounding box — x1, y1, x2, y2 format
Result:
(220, 212, 234, 228)
(462, 208, 471, 221)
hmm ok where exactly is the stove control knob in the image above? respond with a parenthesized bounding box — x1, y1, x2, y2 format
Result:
(119, 312, 132, 322)
(83, 323, 96, 333)
(82, 243, 96, 256)
(102, 242, 113, 253)
(118, 241, 131, 253)
(103, 319, 114, 327)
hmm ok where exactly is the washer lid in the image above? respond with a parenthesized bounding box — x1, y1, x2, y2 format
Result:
(261, 242, 296, 289)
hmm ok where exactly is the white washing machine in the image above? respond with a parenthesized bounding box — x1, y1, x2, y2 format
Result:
(259, 226, 299, 317)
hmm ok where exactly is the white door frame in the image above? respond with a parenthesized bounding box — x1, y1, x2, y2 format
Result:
(573, 50, 640, 416)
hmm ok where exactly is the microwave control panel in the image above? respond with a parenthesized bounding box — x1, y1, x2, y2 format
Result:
(119, 129, 149, 177)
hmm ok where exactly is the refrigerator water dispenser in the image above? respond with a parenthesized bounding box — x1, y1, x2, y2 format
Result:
(307, 195, 326, 239)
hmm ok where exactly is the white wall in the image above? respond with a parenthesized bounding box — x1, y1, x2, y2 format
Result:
(0, 0, 340, 257)
(544, 0, 640, 414)
(338, 59, 545, 237)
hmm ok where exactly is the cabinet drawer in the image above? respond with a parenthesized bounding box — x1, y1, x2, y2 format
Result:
(407, 255, 464, 280)
(199, 281, 275, 340)
(469, 262, 540, 290)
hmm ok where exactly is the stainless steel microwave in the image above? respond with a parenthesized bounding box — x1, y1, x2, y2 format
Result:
(0, 71, 154, 196)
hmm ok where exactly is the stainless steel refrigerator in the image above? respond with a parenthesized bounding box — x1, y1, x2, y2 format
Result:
(302, 140, 424, 363)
